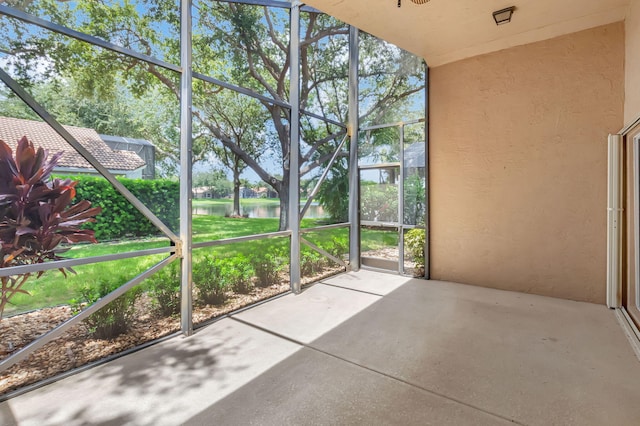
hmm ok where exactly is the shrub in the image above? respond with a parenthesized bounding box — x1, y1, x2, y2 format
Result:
(193, 255, 231, 306)
(316, 163, 349, 223)
(301, 249, 327, 277)
(72, 276, 142, 340)
(227, 255, 255, 294)
(404, 173, 425, 226)
(324, 238, 349, 261)
(405, 228, 425, 268)
(146, 261, 181, 316)
(360, 183, 399, 222)
(252, 252, 284, 288)
(0, 137, 100, 320)
(65, 175, 179, 240)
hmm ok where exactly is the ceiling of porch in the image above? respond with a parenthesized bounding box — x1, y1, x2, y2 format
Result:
(303, 0, 630, 66)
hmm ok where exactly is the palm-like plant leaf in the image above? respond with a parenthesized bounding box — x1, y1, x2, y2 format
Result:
(0, 137, 102, 319)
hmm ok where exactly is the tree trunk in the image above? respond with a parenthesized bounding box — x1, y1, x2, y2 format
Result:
(278, 169, 290, 231)
(232, 162, 241, 217)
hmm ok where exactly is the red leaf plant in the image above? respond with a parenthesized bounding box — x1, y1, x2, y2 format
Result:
(0, 136, 101, 319)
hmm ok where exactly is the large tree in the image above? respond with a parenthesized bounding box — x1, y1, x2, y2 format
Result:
(202, 88, 269, 216)
(0, 0, 425, 231)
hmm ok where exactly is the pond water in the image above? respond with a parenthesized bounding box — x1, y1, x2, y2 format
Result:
(193, 203, 326, 219)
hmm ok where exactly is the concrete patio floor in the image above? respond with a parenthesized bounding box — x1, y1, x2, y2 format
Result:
(2, 270, 640, 425)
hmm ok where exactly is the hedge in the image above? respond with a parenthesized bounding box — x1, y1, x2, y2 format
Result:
(63, 176, 179, 240)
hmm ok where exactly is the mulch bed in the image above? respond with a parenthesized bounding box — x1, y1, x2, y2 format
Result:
(0, 267, 343, 397)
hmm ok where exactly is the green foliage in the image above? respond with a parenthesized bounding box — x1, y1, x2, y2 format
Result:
(66, 175, 179, 240)
(193, 169, 233, 198)
(145, 261, 181, 316)
(193, 254, 254, 302)
(72, 276, 142, 340)
(0, 81, 181, 176)
(0, 0, 425, 233)
(316, 162, 349, 223)
(361, 183, 399, 222)
(297, 235, 348, 279)
(0, 137, 100, 319)
(301, 249, 327, 277)
(404, 173, 425, 226)
(192, 255, 231, 306)
(4, 217, 342, 315)
(227, 255, 255, 294)
(358, 33, 426, 126)
(252, 251, 285, 288)
(202, 90, 269, 211)
(405, 228, 425, 268)
(324, 237, 349, 260)
(358, 127, 401, 163)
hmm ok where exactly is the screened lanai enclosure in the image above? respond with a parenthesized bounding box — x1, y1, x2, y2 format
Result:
(0, 0, 426, 397)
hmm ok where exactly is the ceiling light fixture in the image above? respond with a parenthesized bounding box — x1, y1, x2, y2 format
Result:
(492, 6, 515, 25)
(397, 0, 430, 8)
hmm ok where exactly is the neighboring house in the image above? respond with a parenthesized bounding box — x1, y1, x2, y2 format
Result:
(192, 187, 214, 198)
(240, 186, 257, 198)
(255, 186, 278, 198)
(0, 116, 146, 178)
(100, 134, 156, 180)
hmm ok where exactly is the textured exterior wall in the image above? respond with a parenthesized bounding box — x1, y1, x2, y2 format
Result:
(429, 23, 624, 304)
(626, 0, 640, 124)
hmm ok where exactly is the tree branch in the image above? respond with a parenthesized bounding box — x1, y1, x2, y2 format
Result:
(302, 131, 346, 163)
(192, 109, 282, 192)
(300, 150, 347, 176)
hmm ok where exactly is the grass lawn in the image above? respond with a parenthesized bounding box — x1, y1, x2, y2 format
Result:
(4, 215, 399, 316)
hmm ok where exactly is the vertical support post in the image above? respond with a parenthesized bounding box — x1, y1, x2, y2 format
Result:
(634, 138, 640, 311)
(424, 63, 430, 280)
(180, 0, 194, 334)
(607, 133, 623, 308)
(398, 123, 405, 274)
(289, 2, 301, 293)
(348, 25, 360, 271)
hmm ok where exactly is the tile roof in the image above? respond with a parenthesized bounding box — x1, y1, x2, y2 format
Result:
(0, 116, 145, 172)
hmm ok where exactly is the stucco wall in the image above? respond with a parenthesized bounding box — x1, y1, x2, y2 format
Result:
(429, 23, 624, 304)
(626, 0, 640, 123)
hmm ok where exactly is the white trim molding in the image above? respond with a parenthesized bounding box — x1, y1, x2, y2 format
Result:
(607, 134, 623, 308)
(615, 308, 640, 362)
(635, 136, 640, 311)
